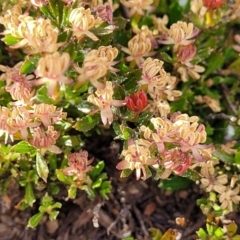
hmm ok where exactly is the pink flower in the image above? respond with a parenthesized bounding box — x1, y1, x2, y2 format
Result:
(62, 150, 94, 181)
(164, 149, 192, 175)
(31, 103, 66, 127)
(28, 126, 61, 155)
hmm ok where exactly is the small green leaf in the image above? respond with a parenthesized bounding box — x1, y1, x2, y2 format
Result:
(234, 152, 240, 164)
(159, 52, 173, 63)
(25, 183, 36, 207)
(49, 210, 60, 221)
(158, 176, 193, 190)
(204, 53, 225, 78)
(56, 169, 73, 184)
(68, 186, 77, 199)
(120, 169, 133, 178)
(148, 228, 163, 240)
(73, 114, 100, 132)
(40, 5, 55, 21)
(2, 35, 21, 45)
(27, 212, 44, 228)
(36, 153, 49, 183)
(226, 221, 238, 237)
(123, 69, 142, 93)
(20, 57, 37, 74)
(181, 169, 201, 181)
(213, 150, 234, 163)
(10, 141, 36, 154)
(89, 161, 105, 179)
(100, 181, 111, 200)
(214, 227, 224, 238)
(197, 228, 207, 238)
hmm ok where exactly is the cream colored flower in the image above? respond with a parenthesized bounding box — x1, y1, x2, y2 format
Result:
(219, 186, 240, 212)
(69, 7, 102, 41)
(122, 33, 155, 66)
(177, 64, 205, 82)
(233, 35, 240, 53)
(120, 0, 153, 17)
(76, 46, 118, 88)
(12, 18, 64, 54)
(159, 21, 199, 51)
(87, 81, 125, 125)
(34, 52, 72, 98)
(190, 0, 207, 20)
(195, 95, 221, 112)
(151, 15, 169, 34)
(221, 141, 237, 155)
(147, 97, 171, 118)
(116, 139, 157, 180)
(86, 45, 118, 71)
(200, 163, 228, 193)
(133, 25, 158, 48)
(138, 57, 165, 93)
(0, 4, 24, 37)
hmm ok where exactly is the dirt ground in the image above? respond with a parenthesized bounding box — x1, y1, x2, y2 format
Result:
(1, 132, 239, 240)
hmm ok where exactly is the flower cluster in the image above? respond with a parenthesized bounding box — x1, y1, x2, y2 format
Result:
(117, 112, 213, 180)
(0, 61, 65, 154)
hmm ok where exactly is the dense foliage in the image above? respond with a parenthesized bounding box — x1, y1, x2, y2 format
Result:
(0, 0, 240, 239)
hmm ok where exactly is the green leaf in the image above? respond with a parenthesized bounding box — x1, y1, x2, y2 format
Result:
(56, 169, 73, 184)
(68, 186, 77, 199)
(159, 52, 173, 63)
(10, 141, 36, 154)
(120, 169, 133, 178)
(40, 5, 55, 21)
(49, 210, 60, 221)
(20, 57, 37, 74)
(197, 228, 207, 238)
(234, 152, 240, 164)
(27, 212, 44, 228)
(204, 53, 225, 78)
(2, 35, 21, 45)
(89, 161, 105, 179)
(148, 228, 163, 240)
(123, 69, 142, 93)
(49, 183, 60, 195)
(181, 169, 201, 181)
(226, 221, 238, 237)
(168, 1, 183, 24)
(100, 181, 111, 200)
(73, 114, 100, 132)
(213, 150, 234, 163)
(36, 153, 49, 183)
(214, 227, 224, 238)
(158, 176, 193, 191)
(25, 183, 36, 207)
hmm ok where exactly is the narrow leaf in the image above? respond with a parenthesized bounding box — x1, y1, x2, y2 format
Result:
(25, 183, 36, 207)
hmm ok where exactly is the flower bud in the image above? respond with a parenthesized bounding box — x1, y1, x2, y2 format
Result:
(125, 90, 147, 112)
(202, 0, 226, 9)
